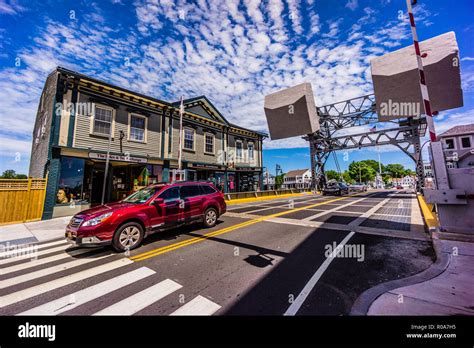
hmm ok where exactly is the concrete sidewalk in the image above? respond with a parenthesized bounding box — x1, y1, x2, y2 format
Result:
(366, 238, 474, 315)
(0, 216, 72, 246)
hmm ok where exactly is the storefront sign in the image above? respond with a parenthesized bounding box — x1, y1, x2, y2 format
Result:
(235, 167, 259, 172)
(190, 163, 224, 170)
(88, 152, 148, 164)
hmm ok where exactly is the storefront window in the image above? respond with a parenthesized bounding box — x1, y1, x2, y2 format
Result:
(57, 157, 85, 204)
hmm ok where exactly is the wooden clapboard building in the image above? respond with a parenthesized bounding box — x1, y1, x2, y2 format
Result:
(29, 67, 266, 219)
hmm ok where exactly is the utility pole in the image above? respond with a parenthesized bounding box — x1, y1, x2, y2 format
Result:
(101, 124, 113, 206)
(177, 95, 184, 181)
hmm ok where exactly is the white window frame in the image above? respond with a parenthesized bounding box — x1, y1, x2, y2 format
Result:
(236, 140, 243, 160)
(248, 142, 254, 161)
(460, 135, 472, 149)
(128, 113, 148, 143)
(183, 127, 195, 151)
(204, 132, 215, 154)
(90, 104, 115, 137)
(443, 137, 456, 150)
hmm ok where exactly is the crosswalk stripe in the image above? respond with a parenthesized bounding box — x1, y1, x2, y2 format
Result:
(0, 240, 67, 259)
(1, 258, 133, 308)
(170, 295, 221, 316)
(17, 267, 155, 315)
(0, 252, 113, 289)
(1, 248, 92, 276)
(0, 244, 75, 266)
(93, 279, 182, 316)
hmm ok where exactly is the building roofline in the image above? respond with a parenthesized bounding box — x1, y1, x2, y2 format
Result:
(56, 66, 266, 138)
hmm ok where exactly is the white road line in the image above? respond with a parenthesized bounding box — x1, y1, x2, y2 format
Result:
(0, 244, 75, 266)
(170, 295, 221, 316)
(284, 231, 355, 316)
(1, 248, 92, 275)
(0, 240, 67, 259)
(93, 279, 182, 316)
(0, 252, 113, 289)
(18, 267, 155, 315)
(1, 258, 133, 308)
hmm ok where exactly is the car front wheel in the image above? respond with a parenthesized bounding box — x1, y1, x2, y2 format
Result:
(112, 222, 144, 252)
(203, 207, 218, 228)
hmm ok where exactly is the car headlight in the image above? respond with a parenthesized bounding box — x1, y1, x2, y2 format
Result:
(82, 212, 113, 227)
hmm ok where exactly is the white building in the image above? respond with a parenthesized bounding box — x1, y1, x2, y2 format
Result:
(391, 175, 416, 188)
(263, 171, 276, 190)
(283, 169, 312, 189)
(423, 162, 433, 177)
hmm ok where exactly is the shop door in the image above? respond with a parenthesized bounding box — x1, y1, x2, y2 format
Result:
(91, 168, 105, 205)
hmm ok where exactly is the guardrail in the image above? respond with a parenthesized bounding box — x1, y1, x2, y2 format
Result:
(225, 188, 310, 201)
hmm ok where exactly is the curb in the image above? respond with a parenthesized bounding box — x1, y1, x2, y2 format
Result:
(417, 193, 439, 231)
(349, 239, 451, 315)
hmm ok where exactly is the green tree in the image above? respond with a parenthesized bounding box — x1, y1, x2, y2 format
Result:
(275, 174, 285, 189)
(342, 170, 354, 184)
(1, 170, 28, 179)
(385, 164, 406, 178)
(325, 170, 340, 181)
(360, 159, 384, 174)
(348, 161, 376, 183)
(1, 169, 17, 179)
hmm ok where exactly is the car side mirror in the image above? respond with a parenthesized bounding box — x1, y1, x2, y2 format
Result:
(152, 197, 164, 206)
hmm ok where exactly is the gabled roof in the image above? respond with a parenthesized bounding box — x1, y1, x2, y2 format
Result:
(439, 124, 474, 138)
(172, 96, 268, 137)
(285, 169, 310, 177)
(172, 96, 230, 125)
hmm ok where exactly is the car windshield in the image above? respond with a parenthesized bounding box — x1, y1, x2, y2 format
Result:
(122, 186, 162, 203)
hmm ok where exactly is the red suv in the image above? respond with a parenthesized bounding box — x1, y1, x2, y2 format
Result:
(65, 181, 226, 252)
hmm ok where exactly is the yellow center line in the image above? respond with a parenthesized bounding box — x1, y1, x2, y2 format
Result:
(130, 192, 366, 262)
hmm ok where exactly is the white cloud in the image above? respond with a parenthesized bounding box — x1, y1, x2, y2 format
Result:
(0, 0, 471, 178)
(0, 0, 26, 15)
(345, 0, 358, 11)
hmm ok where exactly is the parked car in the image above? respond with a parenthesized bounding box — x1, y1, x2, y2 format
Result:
(65, 181, 226, 252)
(349, 182, 368, 192)
(396, 185, 403, 189)
(322, 180, 350, 196)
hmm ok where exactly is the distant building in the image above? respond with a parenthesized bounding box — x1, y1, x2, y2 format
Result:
(283, 169, 311, 189)
(423, 162, 434, 189)
(392, 175, 416, 188)
(437, 124, 474, 169)
(263, 171, 276, 190)
(423, 161, 433, 177)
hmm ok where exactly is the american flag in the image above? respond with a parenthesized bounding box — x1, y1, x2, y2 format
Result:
(370, 125, 377, 132)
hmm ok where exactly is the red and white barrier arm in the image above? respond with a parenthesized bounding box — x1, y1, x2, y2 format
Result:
(406, 0, 437, 142)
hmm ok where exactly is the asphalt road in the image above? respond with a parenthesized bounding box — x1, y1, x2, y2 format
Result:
(0, 189, 436, 316)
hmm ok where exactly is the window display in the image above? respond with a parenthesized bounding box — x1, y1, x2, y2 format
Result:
(57, 157, 85, 204)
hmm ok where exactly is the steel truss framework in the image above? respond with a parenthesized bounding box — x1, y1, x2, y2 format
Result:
(304, 94, 427, 191)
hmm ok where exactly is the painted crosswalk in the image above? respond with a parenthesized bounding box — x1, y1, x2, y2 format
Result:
(0, 239, 221, 316)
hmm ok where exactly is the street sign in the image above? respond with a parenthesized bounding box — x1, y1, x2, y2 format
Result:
(264, 82, 320, 140)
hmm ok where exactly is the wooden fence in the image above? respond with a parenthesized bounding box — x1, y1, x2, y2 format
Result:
(0, 178, 48, 225)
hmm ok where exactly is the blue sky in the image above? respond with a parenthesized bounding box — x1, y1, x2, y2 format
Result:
(0, 0, 473, 175)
